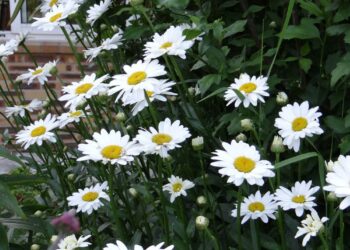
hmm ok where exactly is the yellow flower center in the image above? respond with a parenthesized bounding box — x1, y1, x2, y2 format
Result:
(146, 90, 154, 97)
(160, 42, 173, 49)
(49, 12, 62, 23)
(101, 145, 123, 159)
(49, 0, 58, 7)
(233, 156, 256, 173)
(172, 182, 183, 192)
(82, 191, 99, 202)
(69, 110, 82, 117)
(292, 195, 306, 204)
(32, 68, 43, 76)
(248, 202, 265, 212)
(239, 82, 257, 93)
(152, 133, 172, 145)
(292, 117, 308, 131)
(75, 83, 93, 94)
(127, 71, 147, 85)
(30, 126, 46, 137)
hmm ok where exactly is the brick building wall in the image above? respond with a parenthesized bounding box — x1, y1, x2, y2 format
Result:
(0, 42, 85, 130)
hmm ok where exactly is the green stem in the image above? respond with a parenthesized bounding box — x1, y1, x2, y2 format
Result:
(236, 187, 242, 250)
(277, 208, 287, 250)
(250, 220, 260, 250)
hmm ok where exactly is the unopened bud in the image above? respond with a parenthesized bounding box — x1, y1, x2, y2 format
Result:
(34, 210, 42, 217)
(327, 192, 337, 202)
(68, 173, 75, 181)
(168, 96, 177, 102)
(188, 87, 195, 96)
(100, 24, 107, 30)
(235, 133, 247, 142)
(270, 136, 285, 153)
(126, 125, 133, 131)
(269, 21, 277, 28)
(50, 235, 58, 243)
(276, 92, 288, 105)
(240, 119, 253, 131)
(192, 136, 204, 151)
(128, 187, 138, 198)
(116, 112, 126, 122)
(325, 160, 334, 172)
(196, 196, 207, 207)
(111, 25, 119, 32)
(43, 99, 51, 108)
(30, 244, 40, 250)
(195, 216, 209, 230)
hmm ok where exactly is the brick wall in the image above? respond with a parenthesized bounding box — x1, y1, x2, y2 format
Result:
(0, 42, 86, 130)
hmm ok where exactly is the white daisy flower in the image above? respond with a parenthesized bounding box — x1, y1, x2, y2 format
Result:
(57, 110, 85, 128)
(57, 234, 91, 250)
(295, 211, 328, 247)
(108, 59, 166, 102)
(5, 99, 43, 118)
(16, 60, 57, 85)
(84, 30, 123, 62)
(274, 101, 323, 152)
(144, 25, 194, 60)
(275, 180, 319, 217)
(0, 39, 18, 59)
(59, 73, 109, 110)
(32, 3, 79, 31)
(40, 0, 61, 13)
(67, 181, 110, 214)
(135, 118, 191, 158)
(86, 0, 112, 25)
(211, 140, 275, 186)
(122, 79, 177, 115)
(125, 14, 141, 27)
(103, 240, 174, 250)
(15, 114, 59, 149)
(162, 175, 195, 203)
(224, 73, 269, 108)
(77, 129, 140, 165)
(324, 155, 350, 210)
(231, 191, 277, 224)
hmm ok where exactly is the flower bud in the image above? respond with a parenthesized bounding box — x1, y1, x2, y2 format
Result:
(270, 136, 285, 153)
(168, 96, 177, 102)
(128, 187, 138, 198)
(327, 192, 337, 202)
(235, 133, 247, 142)
(196, 196, 207, 207)
(192, 136, 204, 151)
(325, 160, 334, 172)
(276, 92, 288, 105)
(195, 215, 209, 230)
(49, 66, 58, 76)
(269, 21, 277, 28)
(126, 125, 133, 131)
(50, 235, 58, 243)
(188, 87, 195, 96)
(34, 210, 42, 217)
(240, 119, 253, 131)
(100, 24, 107, 31)
(43, 99, 51, 108)
(116, 112, 126, 122)
(111, 25, 119, 32)
(67, 173, 75, 181)
(30, 244, 40, 250)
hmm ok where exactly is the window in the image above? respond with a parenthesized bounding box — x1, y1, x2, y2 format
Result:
(0, 0, 65, 42)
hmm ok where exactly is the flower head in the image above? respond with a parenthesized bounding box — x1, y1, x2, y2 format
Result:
(274, 101, 323, 152)
(295, 211, 328, 247)
(275, 180, 319, 217)
(103, 240, 174, 250)
(57, 109, 85, 128)
(5, 99, 43, 118)
(135, 118, 191, 158)
(231, 191, 277, 224)
(0, 39, 19, 59)
(162, 175, 195, 203)
(57, 234, 91, 250)
(67, 181, 110, 214)
(16, 114, 59, 149)
(324, 155, 350, 209)
(224, 73, 269, 108)
(86, 0, 112, 25)
(211, 140, 275, 186)
(16, 60, 57, 85)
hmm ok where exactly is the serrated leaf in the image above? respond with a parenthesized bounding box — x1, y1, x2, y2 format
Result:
(275, 152, 318, 169)
(333, 4, 350, 23)
(223, 20, 247, 39)
(326, 24, 350, 36)
(283, 18, 320, 40)
(299, 58, 312, 73)
(205, 47, 226, 71)
(298, 0, 323, 17)
(331, 53, 350, 87)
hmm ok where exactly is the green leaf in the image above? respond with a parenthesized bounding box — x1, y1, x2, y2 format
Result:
(0, 181, 25, 219)
(0, 175, 47, 186)
(156, 0, 189, 9)
(326, 24, 350, 36)
(123, 26, 150, 40)
(0, 146, 24, 167)
(8, 0, 25, 24)
(339, 135, 350, 155)
(197, 74, 221, 95)
(223, 20, 247, 39)
(331, 53, 350, 87)
(299, 58, 312, 73)
(183, 29, 202, 40)
(298, 0, 323, 17)
(333, 4, 350, 23)
(324, 115, 350, 133)
(243, 5, 264, 17)
(205, 47, 226, 72)
(0, 223, 9, 250)
(197, 87, 226, 103)
(283, 18, 320, 40)
(275, 152, 318, 169)
(0, 218, 53, 237)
